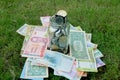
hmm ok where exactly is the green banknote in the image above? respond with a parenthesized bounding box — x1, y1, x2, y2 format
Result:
(77, 48, 98, 72)
(70, 31, 90, 60)
(94, 49, 104, 58)
(25, 59, 48, 78)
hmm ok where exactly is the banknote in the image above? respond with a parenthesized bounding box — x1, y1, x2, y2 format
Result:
(81, 72, 87, 77)
(56, 54, 75, 72)
(27, 57, 47, 66)
(70, 25, 92, 41)
(94, 49, 104, 58)
(76, 26, 83, 31)
(28, 50, 75, 72)
(20, 25, 37, 51)
(70, 31, 90, 60)
(46, 50, 75, 72)
(25, 51, 60, 69)
(40, 16, 51, 27)
(70, 24, 83, 31)
(77, 48, 98, 72)
(54, 61, 77, 80)
(16, 24, 28, 36)
(54, 71, 82, 80)
(86, 33, 92, 42)
(20, 33, 31, 55)
(54, 61, 83, 80)
(96, 58, 105, 68)
(21, 26, 48, 51)
(87, 41, 98, 49)
(73, 75, 82, 80)
(21, 38, 28, 51)
(20, 59, 44, 80)
(25, 59, 48, 78)
(22, 27, 49, 58)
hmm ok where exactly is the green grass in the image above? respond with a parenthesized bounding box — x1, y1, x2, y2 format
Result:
(0, 0, 120, 80)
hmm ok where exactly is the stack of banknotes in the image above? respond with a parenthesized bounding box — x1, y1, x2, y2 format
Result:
(16, 16, 105, 80)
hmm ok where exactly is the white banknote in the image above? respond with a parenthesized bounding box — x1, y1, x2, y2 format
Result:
(28, 50, 75, 72)
(16, 24, 28, 36)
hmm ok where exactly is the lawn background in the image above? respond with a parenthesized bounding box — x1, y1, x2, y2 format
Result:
(0, 0, 120, 80)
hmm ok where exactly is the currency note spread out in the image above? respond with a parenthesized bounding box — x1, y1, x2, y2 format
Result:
(18, 14, 106, 80)
(22, 27, 49, 58)
(70, 31, 90, 60)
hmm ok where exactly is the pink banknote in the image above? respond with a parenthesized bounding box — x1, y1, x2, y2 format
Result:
(40, 16, 51, 27)
(22, 27, 49, 58)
